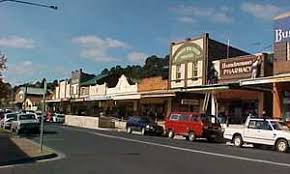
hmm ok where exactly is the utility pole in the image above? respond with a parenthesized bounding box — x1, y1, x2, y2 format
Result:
(40, 78, 47, 151)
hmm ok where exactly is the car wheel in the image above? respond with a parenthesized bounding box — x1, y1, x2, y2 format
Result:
(188, 132, 195, 142)
(276, 139, 288, 153)
(127, 127, 132, 134)
(141, 128, 146, 136)
(233, 135, 243, 147)
(168, 130, 174, 139)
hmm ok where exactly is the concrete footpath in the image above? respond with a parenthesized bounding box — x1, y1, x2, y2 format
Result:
(0, 130, 57, 166)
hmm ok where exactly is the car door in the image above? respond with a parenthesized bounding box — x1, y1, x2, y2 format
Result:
(178, 114, 190, 135)
(255, 120, 276, 145)
(166, 114, 179, 133)
(244, 120, 260, 143)
(190, 115, 203, 137)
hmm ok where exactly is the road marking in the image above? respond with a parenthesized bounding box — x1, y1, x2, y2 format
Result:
(61, 126, 290, 168)
(92, 132, 290, 168)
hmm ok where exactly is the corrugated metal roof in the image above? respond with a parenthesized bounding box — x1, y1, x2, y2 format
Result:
(80, 74, 109, 86)
(20, 87, 46, 95)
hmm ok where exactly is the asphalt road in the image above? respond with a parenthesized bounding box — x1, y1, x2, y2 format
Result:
(1, 124, 290, 174)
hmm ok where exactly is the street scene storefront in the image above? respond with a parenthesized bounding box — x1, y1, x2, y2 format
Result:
(211, 53, 273, 122)
(47, 33, 275, 123)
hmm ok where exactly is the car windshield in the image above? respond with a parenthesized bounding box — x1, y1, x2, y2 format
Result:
(271, 121, 290, 131)
(19, 114, 36, 120)
(6, 113, 17, 119)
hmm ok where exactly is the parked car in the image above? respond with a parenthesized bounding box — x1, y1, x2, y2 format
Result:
(224, 116, 290, 152)
(52, 113, 65, 123)
(126, 116, 164, 136)
(35, 111, 44, 121)
(10, 113, 40, 134)
(165, 112, 223, 142)
(0, 112, 17, 129)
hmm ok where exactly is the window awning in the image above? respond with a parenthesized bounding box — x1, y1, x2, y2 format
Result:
(240, 73, 290, 86)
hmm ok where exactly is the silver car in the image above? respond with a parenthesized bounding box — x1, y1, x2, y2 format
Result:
(10, 113, 40, 134)
(0, 112, 17, 129)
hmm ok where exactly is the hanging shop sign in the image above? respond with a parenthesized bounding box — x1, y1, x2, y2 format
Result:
(219, 56, 263, 81)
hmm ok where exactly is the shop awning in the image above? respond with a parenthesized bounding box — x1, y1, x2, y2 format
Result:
(70, 98, 84, 102)
(46, 99, 61, 103)
(140, 90, 176, 98)
(84, 95, 111, 101)
(240, 73, 290, 86)
(172, 83, 232, 93)
(113, 94, 141, 100)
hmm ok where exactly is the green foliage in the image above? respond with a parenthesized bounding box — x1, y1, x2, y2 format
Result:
(0, 52, 7, 80)
(100, 55, 169, 80)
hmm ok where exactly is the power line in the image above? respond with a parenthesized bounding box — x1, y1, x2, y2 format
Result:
(0, 0, 57, 10)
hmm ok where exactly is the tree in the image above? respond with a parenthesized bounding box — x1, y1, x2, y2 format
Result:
(0, 52, 10, 104)
(98, 54, 169, 81)
(101, 68, 109, 75)
(0, 52, 7, 80)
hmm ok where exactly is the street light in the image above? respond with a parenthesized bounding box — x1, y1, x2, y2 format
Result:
(0, 0, 58, 10)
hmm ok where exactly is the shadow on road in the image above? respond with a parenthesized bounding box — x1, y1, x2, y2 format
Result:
(18, 130, 58, 139)
(0, 135, 35, 166)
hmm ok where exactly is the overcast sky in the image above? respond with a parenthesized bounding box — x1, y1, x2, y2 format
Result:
(0, 0, 289, 85)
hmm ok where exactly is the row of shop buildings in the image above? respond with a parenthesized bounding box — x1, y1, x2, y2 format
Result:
(47, 12, 290, 123)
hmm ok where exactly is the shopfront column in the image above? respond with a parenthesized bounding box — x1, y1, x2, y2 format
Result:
(258, 92, 264, 117)
(133, 100, 138, 112)
(211, 92, 218, 116)
(166, 98, 172, 117)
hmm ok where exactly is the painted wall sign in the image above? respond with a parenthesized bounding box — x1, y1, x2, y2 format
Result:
(219, 56, 262, 81)
(274, 16, 290, 43)
(172, 42, 203, 64)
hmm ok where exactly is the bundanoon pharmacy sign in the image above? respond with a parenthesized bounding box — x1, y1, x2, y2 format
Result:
(219, 55, 262, 81)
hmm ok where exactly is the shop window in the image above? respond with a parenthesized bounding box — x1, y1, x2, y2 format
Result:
(192, 62, 198, 80)
(287, 42, 290, 61)
(70, 86, 74, 95)
(283, 91, 290, 121)
(176, 65, 182, 79)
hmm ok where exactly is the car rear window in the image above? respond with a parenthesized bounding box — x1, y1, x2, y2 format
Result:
(6, 114, 17, 119)
(19, 114, 36, 120)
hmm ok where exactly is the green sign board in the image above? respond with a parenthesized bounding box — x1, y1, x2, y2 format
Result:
(172, 42, 203, 64)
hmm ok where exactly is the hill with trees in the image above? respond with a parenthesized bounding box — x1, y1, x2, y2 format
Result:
(100, 55, 169, 81)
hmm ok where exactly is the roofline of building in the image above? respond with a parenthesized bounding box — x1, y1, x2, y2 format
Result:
(274, 11, 290, 20)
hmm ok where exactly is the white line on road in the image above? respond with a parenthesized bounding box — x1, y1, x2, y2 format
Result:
(61, 126, 290, 168)
(93, 132, 290, 168)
